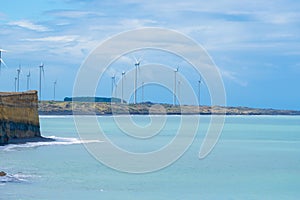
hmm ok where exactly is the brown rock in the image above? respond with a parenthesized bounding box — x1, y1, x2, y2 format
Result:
(0, 171, 7, 176)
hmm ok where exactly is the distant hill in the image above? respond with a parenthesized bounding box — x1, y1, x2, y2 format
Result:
(38, 101, 300, 115)
(64, 96, 125, 103)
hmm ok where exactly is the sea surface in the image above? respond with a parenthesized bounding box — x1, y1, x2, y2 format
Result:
(1, 115, 300, 199)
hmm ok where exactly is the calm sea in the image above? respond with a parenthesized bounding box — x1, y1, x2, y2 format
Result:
(1, 115, 300, 199)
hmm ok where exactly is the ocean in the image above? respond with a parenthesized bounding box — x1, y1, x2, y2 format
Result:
(1, 115, 300, 199)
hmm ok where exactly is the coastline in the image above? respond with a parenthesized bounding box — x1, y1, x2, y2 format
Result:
(0, 136, 55, 146)
(38, 101, 300, 116)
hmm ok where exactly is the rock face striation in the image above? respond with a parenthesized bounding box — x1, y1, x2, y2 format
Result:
(0, 91, 41, 145)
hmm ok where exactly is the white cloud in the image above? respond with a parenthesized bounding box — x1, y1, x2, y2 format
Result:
(119, 19, 157, 29)
(254, 11, 300, 25)
(47, 10, 104, 18)
(23, 35, 79, 42)
(221, 69, 248, 87)
(8, 20, 50, 32)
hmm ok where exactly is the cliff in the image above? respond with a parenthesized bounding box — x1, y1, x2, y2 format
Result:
(0, 91, 41, 145)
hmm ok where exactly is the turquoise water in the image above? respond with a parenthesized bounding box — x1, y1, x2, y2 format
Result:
(1, 115, 300, 199)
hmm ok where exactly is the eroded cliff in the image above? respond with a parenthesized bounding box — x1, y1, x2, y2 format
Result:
(0, 91, 40, 145)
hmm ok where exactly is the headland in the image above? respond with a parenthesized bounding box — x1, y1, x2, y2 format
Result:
(0, 91, 42, 145)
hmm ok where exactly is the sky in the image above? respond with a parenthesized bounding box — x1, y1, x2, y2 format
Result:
(0, 0, 299, 110)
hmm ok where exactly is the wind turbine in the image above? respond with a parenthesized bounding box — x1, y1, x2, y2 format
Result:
(0, 49, 8, 74)
(39, 63, 45, 101)
(173, 67, 179, 106)
(111, 74, 116, 98)
(26, 70, 31, 91)
(16, 65, 21, 92)
(53, 80, 57, 101)
(178, 80, 181, 104)
(134, 56, 141, 104)
(121, 71, 125, 103)
(198, 78, 202, 107)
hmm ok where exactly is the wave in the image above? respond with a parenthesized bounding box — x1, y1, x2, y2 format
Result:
(0, 136, 102, 152)
(0, 173, 38, 184)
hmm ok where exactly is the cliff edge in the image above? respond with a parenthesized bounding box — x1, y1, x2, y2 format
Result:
(0, 91, 41, 145)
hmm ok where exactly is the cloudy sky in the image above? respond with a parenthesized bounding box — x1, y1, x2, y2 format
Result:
(0, 0, 299, 109)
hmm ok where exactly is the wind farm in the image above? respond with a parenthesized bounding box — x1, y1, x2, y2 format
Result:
(0, 46, 299, 117)
(0, 49, 46, 100)
(0, 47, 202, 106)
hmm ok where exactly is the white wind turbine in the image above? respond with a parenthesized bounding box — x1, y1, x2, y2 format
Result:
(53, 80, 57, 101)
(0, 49, 8, 74)
(26, 70, 31, 91)
(198, 78, 202, 107)
(111, 74, 116, 98)
(133, 56, 141, 104)
(173, 67, 179, 106)
(121, 71, 126, 103)
(16, 65, 21, 92)
(178, 79, 181, 104)
(39, 63, 45, 101)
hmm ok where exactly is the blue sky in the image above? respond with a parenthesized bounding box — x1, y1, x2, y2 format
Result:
(0, 0, 299, 109)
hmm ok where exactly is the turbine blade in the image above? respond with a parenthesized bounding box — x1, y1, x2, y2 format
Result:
(133, 55, 138, 64)
(137, 51, 145, 63)
(0, 59, 8, 68)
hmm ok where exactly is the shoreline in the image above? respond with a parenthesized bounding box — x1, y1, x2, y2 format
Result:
(38, 101, 300, 116)
(0, 136, 55, 146)
(38, 113, 300, 116)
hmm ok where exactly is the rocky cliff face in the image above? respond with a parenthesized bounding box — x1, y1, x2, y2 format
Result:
(0, 91, 40, 145)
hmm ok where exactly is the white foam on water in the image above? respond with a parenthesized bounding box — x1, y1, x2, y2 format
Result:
(0, 173, 38, 184)
(0, 136, 102, 152)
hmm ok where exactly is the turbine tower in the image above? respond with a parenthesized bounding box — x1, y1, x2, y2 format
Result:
(14, 77, 17, 92)
(0, 49, 8, 74)
(178, 80, 181, 104)
(39, 63, 45, 101)
(26, 70, 31, 91)
(134, 58, 140, 104)
(142, 82, 145, 103)
(173, 67, 179, 106)
(53, 80, 57, 101)
(111, 75, 116, 97)
(198, 78, 202, 107)
(121, 71, 125, 103)
(16, 65, 21, 92)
